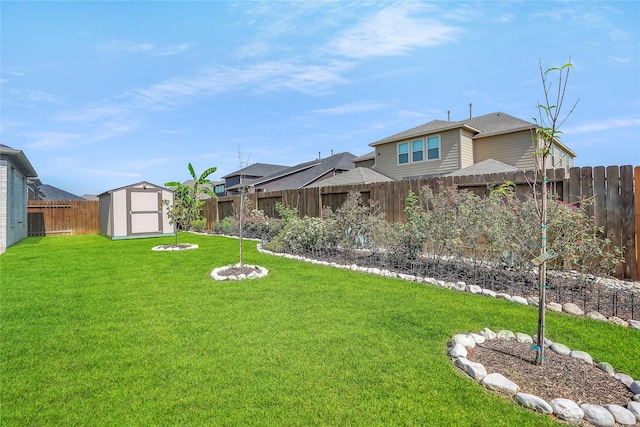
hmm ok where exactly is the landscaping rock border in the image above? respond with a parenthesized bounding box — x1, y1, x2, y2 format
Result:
(210, 264, 269, 281)
(152, 243, 199, 251)
(449, 329, 640, 426)
(257, 245, 640, 328)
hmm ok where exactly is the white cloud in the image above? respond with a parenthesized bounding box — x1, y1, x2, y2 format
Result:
(328, 3, 460, 58)
(78, 168, 141, 178)
(99, 39, 155, 53)
(24, 131, 83, 149)
(155, 43, 192, 56)
(127, 59, 353, 108)
(98, 39, 190, 56)
(564, 118, 640, 134)
(312, 101, 387, 115)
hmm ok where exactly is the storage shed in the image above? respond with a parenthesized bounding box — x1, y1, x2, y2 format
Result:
(99, 181, 175, 240)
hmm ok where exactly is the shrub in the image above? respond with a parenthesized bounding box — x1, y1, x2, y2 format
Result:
(190, 218, 207, 232)
(266, 215, 336, 254)
(214, 217, 236, 235)
(326, 191, 388, 253)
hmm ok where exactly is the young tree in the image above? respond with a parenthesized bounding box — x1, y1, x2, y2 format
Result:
(236, 148, 252, 268)
(165, 163, 217, 231)
(532, 59, 579, 366)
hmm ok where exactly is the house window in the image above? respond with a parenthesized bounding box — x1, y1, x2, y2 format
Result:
(427, 136, 440, 160)
(399, 136, 439, 165)
(412, 139, 424, 162)
(214, 184, 225, 194)
(398, 143, 409, 164)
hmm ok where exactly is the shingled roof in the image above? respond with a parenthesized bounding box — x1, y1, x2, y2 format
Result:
(38, 184, 85, 201)
(369, 112, 536, 147)
(306, 167, 393, 188)
(444, 159, 521, 177)
(221, 162, 289, 180)
(227, 152, 357, 192)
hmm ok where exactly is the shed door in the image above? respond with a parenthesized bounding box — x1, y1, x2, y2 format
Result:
(127, 189, 162, 235)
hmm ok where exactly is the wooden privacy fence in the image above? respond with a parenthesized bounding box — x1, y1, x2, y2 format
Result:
(27, 200, 99, 236)
(202, 165, 638, 280)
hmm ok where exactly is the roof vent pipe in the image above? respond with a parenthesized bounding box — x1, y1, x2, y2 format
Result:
(447, 110, 450, 121)
(318, 151, 321, 160)
(469, 103, 473, 119)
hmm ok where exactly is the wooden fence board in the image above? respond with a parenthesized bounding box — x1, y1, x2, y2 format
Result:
(636, 166, 640, 281)
(606, 166, 623, 276)
(569, 166, 581, 205)
(593, 166, 607, 237)
(620, 165, 636, 279)
(581, 166, 594, 217)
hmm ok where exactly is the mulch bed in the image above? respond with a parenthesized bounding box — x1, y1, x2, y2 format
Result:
(467, 338, 635, 406)
(289, 249, 638, 320)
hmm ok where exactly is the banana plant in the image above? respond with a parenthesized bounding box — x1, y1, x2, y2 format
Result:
(165, 163, 217, 233)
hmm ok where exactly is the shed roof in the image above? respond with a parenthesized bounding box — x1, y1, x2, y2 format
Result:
(98, 181, 172, 197)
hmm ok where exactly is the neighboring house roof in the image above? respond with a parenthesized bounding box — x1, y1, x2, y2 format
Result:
(227, 152, 357, 192)
(38, 184, 85, 201)
(444, 159, 521, 177)
(352, 151, 375, 162)
(0, 144, 38, 178)
(368, 112, 577, 157)
(82, 194, 99, 201)
(307, 167, 393, 188)
(221, 163, 289, 180)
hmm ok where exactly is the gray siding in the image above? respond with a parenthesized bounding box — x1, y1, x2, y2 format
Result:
(373, 129, 461, 179)
(473, 130, 537, 170)
(0, 159, 28, 253)
(460, 129, 475, 168)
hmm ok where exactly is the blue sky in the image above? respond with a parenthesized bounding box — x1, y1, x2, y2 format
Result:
(2, 1, 639, 196)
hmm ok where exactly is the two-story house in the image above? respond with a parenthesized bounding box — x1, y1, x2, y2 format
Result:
(366, 112, 577, 180)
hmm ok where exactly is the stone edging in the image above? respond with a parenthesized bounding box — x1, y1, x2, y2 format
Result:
(210, 264, 269, 281)
(152, 243, 199, 251)
(448, 329, 640, 426)
(256, 245, 640, 329)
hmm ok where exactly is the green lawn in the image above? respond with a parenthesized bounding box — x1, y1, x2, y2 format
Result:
(1, 234, 638, 426)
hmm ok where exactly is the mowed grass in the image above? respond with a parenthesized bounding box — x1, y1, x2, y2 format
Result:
(1, 234, 638, 426)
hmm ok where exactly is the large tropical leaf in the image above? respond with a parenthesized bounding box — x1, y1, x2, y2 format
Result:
(188, 163, 197, 180)
(199, 167, 217, 182)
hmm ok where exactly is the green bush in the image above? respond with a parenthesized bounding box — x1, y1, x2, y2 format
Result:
(214, 216, 236, 235)
(190, 218, 207, 232)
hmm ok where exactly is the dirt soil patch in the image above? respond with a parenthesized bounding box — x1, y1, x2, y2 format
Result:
(467, 338, 635, 406)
